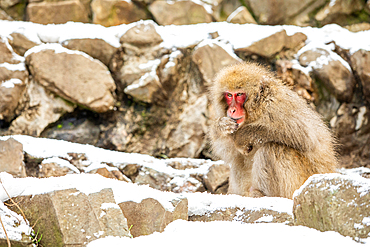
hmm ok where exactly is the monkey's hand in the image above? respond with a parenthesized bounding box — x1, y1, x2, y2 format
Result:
(217, 117, 239, 135)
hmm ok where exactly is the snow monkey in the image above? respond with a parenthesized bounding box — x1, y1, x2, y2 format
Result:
(208, 62, 337, 199)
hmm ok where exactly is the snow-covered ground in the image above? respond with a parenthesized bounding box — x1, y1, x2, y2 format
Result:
(0, 135, 368, 245)
(87, 220, 362, 247)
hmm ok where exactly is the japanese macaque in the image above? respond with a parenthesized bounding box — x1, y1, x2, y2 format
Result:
(208, 62, 337, 199)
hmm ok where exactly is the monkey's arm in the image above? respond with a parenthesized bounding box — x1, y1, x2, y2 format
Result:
(241, 92, 321, 152)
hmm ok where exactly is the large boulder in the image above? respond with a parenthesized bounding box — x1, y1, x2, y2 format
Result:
(149, 0, 213, 25)
(235, 30, 307, 58)
(8, 188, 130, 246)
(26, 0, 89, 24)
(299, 47, 355, 103)
(25, 44, 116, 113)
(294, 173, 370, 241)
(247, 0, 314, 24)
(91, 0, 150, 26)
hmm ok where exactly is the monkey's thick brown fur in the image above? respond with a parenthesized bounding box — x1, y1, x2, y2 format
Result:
(208, 62, 337, 199)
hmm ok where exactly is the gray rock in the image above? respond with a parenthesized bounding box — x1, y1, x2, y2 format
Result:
(294, 173, 370, 242)
(25, 45, 116, 113)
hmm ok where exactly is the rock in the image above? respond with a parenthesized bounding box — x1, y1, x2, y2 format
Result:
(0, 9, 13, 20)
(39, 157, 79, 178)
(149, 0, 213, 25)
(0, 138, 26, 177)
(203, 163, 229, 194)
(134, 167, 172, 191)
(120, 22, 163, 47)
(87, 188, 131, 237)
(345, 23, 370, 32)
(25, 44, 116, 113)
(0, 201, 33, 246)
(212, 0, 243, 22)
(293, 173, 370, 241)
(188, 193, 293, 224)
(350, 49, 370, 103)
(8, 32, 38, 56)
(123, 64, 162, 103)
(9, 80, 75, 136)
(41, 119, 101, 145)
(8, 188, 130, 246)
(227, 6, 257, 24)
(0, 62, 27, 121)
(299, 48, 355, 102)
(192, 42, 240, 86)
(0, 36, 19, 64)
(91, 0, 150, 27)
(165, 95, 208, 158)
(315, 0, 364, 26)
(235, 30, 307, 58)
(249, 0, 314, 25)
(275, 59, 314, 102)
(288, 0, 327, 26)
(90, 167, 131, 182)
(119, 197, 188, 237)
(248, 0, 314, 24)
(62, 38, 118, 66)
(26, 0, 89, 24)
(330, 103, 370, 168)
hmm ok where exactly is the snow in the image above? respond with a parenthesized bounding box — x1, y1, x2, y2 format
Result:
(186, 192, 292, 217)
(0, 201, 33, 242)
(1, 78, 23, 88)
(86, 220, 362, 247)
(0, 62, 26, 71)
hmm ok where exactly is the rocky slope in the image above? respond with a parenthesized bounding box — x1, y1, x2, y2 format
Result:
(1, 20, 370, 168)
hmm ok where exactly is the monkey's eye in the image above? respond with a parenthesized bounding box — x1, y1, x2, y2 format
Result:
(236, 93, 243, 97)
(225, 93, 233, 98)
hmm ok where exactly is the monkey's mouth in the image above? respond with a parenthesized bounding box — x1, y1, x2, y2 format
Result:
(231, 117, 244, 124)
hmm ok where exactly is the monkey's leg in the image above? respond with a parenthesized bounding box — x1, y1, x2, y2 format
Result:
(252, 143, 310, 199)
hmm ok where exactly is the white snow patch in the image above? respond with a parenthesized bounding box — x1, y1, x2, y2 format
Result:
(255, 215, 274, 223)
(0, 62, 26, 71)
(185, 192, 292, 217)
(41, 157, 81, 174)
(101, 203, 120, 210)
(0, 201, 33, 241)
(1, 78, 22, 88)
(87, 220, 362, 247)
(24, 43, 97, 62)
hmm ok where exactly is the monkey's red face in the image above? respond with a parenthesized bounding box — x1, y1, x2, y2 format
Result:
(224, 91, 247, 125)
